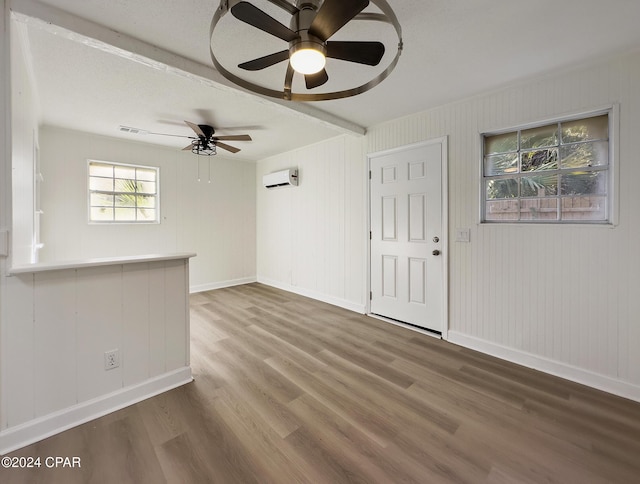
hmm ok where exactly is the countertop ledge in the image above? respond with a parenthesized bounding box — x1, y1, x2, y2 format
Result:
(9, 253, 197, 274)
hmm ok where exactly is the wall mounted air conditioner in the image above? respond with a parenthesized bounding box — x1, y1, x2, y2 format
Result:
(263, 168, 298, 189)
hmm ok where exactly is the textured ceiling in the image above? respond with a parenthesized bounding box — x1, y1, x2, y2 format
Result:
(12, 0, 640, 160)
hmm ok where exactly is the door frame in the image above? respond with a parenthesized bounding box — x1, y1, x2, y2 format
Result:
(366, 137, 449, 340)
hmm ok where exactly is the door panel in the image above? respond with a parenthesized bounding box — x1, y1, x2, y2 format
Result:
(370, 140, 445, 332)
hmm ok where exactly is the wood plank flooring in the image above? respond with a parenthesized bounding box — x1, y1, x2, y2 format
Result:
(2, 283, 640, 483)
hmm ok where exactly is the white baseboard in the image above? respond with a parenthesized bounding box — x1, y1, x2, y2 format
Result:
(190, 276, 257, 294)
(447, 331, 640, 403)
(0, 367, 193, 455)
(257, 277, 366, 314)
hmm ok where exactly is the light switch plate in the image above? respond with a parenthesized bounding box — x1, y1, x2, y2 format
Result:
(455, 228, 470, 243)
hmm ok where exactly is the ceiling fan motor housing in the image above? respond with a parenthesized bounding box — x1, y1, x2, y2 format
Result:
(290, 1, 325, 54)
(198, 124, 215, 140)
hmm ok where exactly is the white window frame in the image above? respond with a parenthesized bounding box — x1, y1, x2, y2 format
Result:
(87, 160, 160, 224)
(480, 106, 618, 225)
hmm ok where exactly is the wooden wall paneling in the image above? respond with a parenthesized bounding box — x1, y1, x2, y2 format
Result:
(163, 260, 188, 370)
(122, 263, 150, 387)
(33, 270, 77, 416)
(148, 262, 167, 377)
(3, 274, 35, 427)
(76, 265, 123, 402)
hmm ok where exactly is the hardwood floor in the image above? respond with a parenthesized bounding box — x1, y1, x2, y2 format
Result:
(2, 283, 640, 483)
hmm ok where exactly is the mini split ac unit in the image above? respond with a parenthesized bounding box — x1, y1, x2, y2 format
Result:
(262, 168, 298, 189)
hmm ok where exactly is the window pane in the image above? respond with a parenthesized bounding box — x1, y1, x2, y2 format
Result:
(114, 178, 137, 193)
(89, 176, 114, 191)
(137, 194, 156, 208)
(561, 196, 606, 221)
(91, 207, 113, 221)
(484, 153, 518, 176)
(89, 161, 159, 223)
(485, 132, 518, 155)
(486, 178, 518, 199)
(521, 124, 558, 150)
(137, 181, 156, 194)
(521, 175, 558, 197)
(560, 141, 608, 168)
(89, 163, 114, 177)
(561, 115, 608, 144)
(485, 200, 519, 221)
(561, 171, 607, 196)
(521, 148, 558, 172)
(114, 166, 136, 179)
(90, 193, 114, 207)
(137, 208, 156, 221)
(115, 208, 136, 221)
(136, 168, 157, 181)
(520, 198, 558, 221)
(115, 194, 137, 208)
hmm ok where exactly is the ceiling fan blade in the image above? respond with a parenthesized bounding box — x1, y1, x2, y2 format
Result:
(308, 0, 369, 41)
(305, 69, 329, 89)
(182, 144, 194, 151)
(326, 41, 385, 66)
(185, 121, 205, 138)
(231, 2, 298, 42)
(216, 142, 241, 154)
(213, 135, 252, 141)
(239, 50, 289, 71)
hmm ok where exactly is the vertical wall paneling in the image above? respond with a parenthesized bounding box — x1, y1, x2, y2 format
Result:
(3, 274, 35, 427)
(148, 262, 167, 377)
(76, 265, 124, 402)
(122, 263, 150, 387)
(0, 259, 192, 452)
(366, 51, 640, 400)
(256, 135, 367, 312)
(164, 259, 189, 370)
(33, 270, 77, 416)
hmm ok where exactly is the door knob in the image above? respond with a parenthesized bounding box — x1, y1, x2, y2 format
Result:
(432, 250, 441, 256)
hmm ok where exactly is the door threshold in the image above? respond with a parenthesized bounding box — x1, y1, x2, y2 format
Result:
(368, 313, 442, 339)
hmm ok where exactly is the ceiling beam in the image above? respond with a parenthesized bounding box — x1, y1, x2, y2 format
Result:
(10, 0, 366, 136)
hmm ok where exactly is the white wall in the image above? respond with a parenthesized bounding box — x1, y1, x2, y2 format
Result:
(256, 135, 367, 312)
(39, 126, 256, 291)
(0, 258, 192, 454)
(257, 51, 640, 401)
(0, 0, 12, 437)
(10, 22, 37, 265)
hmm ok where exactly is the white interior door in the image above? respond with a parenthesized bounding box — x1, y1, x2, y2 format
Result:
(369, 139, 446, 333)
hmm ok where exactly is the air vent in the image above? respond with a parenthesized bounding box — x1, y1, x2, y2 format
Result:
(118, 125, 148, 135)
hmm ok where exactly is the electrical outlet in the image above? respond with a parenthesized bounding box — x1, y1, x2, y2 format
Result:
(104, 349, 120, 370)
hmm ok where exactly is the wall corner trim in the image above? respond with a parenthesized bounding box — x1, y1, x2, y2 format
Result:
(0, 367, 193, 455)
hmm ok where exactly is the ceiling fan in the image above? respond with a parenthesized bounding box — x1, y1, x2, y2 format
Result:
(120, 121, 252, 156)
(209, 0, 402, 101)
(232, 0, 385, 90)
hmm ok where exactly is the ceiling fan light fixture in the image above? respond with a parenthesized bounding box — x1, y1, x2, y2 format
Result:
(192, 140, 216, 156)
(211, 0, 403, 101)
(290, 42, 326, 75)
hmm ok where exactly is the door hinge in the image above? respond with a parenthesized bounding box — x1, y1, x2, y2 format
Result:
(369, 170, 372, 180)
(370, 291, 373, 300)
(369, 231, 372, 240)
